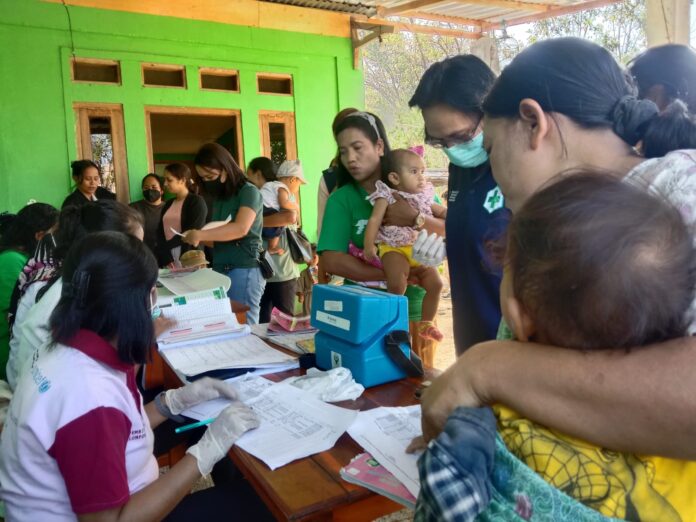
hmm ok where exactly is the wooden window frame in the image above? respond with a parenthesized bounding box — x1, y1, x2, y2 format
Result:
(199, 67, 240, 93)
(256, 73, 294, 96)
(144, 106, 244, 173)
(259, 110, 300, 224)
(73, 103, 130, 203)
(71, 57, 122, 86)
(141, 63, 187, 89)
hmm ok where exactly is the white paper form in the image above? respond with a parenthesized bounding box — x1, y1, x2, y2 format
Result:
(347, 405, 422, 498)
(160, 334, 296, 377)
(236, 382, 358, 470)
(157, 268, 231, 296)
(181, 375, 277, 420)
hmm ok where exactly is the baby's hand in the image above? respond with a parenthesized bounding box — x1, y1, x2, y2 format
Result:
(364, 244, 378, 262)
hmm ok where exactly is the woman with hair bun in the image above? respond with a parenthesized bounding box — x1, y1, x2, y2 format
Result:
(61, 160, 116, 209)
(420, 37, 696, 510)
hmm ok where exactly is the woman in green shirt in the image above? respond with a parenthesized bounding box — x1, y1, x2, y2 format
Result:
(318, 112, 445, 363)
(183, 143, 265, 324)
(0, 203, 58, 380)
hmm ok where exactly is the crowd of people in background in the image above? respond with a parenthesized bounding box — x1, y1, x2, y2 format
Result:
(1, 38, 696, 520)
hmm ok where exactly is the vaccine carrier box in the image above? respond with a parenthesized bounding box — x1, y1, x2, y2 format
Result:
(311, 284, 422, 388)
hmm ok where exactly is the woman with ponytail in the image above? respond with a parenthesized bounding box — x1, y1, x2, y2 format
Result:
(7, 201, 143, 389)
(419, 37, 696, 518)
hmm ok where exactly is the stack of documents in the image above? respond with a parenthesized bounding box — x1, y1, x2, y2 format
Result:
(347, 405, 422, 498)
(182, 377, 357, 470)
(250, 323, 316, 355)
(160, 334, 296, 378)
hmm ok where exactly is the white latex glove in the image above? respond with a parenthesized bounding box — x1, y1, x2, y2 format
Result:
(187, 403, 260, 475)
(164, 377, 238, 415)
(412, 230, 446, 267)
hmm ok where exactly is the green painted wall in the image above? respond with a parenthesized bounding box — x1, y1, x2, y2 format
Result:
(0, 0, 364, 241)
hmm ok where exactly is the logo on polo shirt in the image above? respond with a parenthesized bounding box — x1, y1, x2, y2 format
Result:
(483, 186, 505, 214)
(130, 427, 147, 441)
(449, 190, 459, 203)
(31, 365, 51, 394)
(355, 219, 368, 235)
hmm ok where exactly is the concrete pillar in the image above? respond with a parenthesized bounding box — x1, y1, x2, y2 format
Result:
(470, 35, 501, 74)
(645, 0, 691, 46)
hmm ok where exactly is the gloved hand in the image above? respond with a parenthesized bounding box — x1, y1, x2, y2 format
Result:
(164, 377, 238, 415)
(412, 230, 446, 267)
(187, 403, 260, 475)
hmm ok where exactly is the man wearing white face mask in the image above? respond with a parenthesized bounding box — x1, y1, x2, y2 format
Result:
(409, 55, 511, 355)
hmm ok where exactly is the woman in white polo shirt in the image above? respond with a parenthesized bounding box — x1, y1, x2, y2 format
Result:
(0, 231, 260, 521)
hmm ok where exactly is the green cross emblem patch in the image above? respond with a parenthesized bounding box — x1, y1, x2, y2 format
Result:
(483, 186, 504, 213)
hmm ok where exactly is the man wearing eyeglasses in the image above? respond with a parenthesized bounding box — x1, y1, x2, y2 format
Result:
(409, 55, 511, 355)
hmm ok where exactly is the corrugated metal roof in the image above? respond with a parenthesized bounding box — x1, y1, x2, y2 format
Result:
(263, 0, 621, 31)
(263, 0, 378, 16)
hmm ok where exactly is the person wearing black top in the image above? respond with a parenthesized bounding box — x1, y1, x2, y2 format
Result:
(61, 160, 116, 209)
(155, 163, 207, 267)
(130, 173, 165, 255)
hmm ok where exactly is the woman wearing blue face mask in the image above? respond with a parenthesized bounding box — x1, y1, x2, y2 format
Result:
(409, 55, 511, 355)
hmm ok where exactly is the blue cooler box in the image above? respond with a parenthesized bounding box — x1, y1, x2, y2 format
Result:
(311, 284, 420, 388)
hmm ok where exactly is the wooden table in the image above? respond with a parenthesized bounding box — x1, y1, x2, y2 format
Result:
(228, 368, 433, 521)
(155, 305, 434, 521)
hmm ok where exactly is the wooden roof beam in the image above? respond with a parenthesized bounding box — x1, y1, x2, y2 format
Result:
(379, 0, 560, 17)
(354, 16, 482, 38)
(396, 10, 484, 27)
(485, 0, 623, 28)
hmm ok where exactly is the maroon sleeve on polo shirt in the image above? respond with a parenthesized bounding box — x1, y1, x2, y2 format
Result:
(48, 406, 133, 514)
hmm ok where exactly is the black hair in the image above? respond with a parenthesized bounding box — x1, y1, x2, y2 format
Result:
(164, 163, 193, 188)
(409, 54, 496, 116)
(194, 143, 247, 198)
(49, 231, 157, 365)
(383, 149, 422, 188)
(38, 201, 144, 301)
(508, 171, 696, 350)
(643, 100, 696, 158)
(333, 112, 392, 188)
(483, 37, 673, 149)
(629, 44, 696, 112)
(0, 203, 58, 255)
(141, 173, 163, 190)
(248, 157, 277, 182)
(71, 160, 101, 183)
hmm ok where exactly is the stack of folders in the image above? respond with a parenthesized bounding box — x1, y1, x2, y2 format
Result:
(340, 453, 416, 508)
(250, 323, 315, 355)
(156, 287, 297, 380)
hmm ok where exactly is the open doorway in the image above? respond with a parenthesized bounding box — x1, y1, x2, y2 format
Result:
(146, 107, 243, 182)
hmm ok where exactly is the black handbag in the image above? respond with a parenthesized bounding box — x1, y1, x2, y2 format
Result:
(286, 227, 313, 264)
(258, 249, 276, 279)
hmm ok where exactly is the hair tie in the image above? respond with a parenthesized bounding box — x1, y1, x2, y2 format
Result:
(351, 112, 381, 140)
(64, 269, 91, 309)
(611, 95, 659, 146)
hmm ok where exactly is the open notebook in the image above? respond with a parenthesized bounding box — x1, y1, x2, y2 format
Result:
(156, 286, 247, 345)
(156, 287, 296, 377)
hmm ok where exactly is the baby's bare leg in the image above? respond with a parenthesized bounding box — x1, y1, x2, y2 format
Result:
(381, 251, 410, 295)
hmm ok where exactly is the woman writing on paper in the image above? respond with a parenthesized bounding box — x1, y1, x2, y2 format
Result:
(0, 231, 269, 521)
(182, 143, 266, 325)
